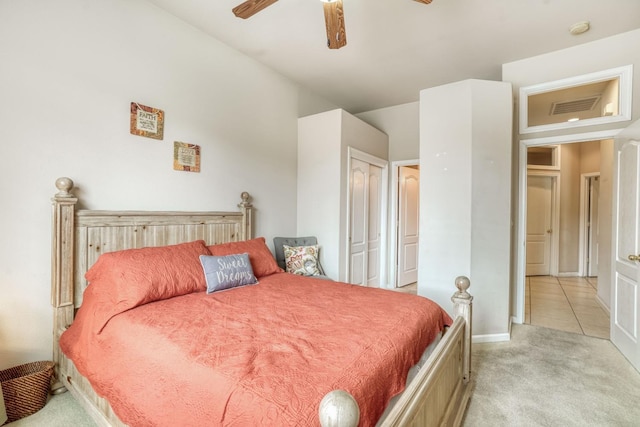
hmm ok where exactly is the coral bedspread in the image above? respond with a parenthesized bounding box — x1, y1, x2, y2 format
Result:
(61, 273, 451, 426)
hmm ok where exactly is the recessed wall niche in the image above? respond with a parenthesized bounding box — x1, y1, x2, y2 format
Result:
(519, 65, 633, 134)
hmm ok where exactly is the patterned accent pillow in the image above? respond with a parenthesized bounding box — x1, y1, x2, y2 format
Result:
(199, 253, 258, 294)
(283, 245, 321, 276)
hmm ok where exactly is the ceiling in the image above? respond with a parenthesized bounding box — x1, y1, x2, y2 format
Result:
(145, 0, 640, 114)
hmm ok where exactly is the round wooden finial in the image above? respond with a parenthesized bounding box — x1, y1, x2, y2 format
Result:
(55, 177, 74, 197)
(454, 276, 471, 297)
(238, 191, 252, 208)
(319, 390, 360, 427)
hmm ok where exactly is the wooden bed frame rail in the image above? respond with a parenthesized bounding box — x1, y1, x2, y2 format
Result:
(51, 177, 473, 427)
(319, 277, 473, 427)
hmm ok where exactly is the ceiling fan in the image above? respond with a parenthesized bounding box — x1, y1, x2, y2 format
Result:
(232, 0, 434, 50)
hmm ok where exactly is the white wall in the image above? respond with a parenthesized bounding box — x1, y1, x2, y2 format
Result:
(356, 102, 420, 162)
(0, 0, 331, 369)
(580, 141, 601, 174)
(297, 110, 343, 280)
(598, 140, 614, 308)
(420, 79, 512, 340)
(558, 143, 582, 273)
(553, 141, 603, 275)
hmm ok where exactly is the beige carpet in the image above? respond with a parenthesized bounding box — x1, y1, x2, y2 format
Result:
(4, 391, 95, 426)
(6, 324, 640, 426)
(463, 324, 640, 426)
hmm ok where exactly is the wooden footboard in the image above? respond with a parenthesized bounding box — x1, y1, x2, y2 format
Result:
(319, 277, 473, 427)
(379, 316, 471, 426)
(51, 177, 473, 427)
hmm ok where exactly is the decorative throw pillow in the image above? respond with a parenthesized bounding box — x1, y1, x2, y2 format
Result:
(199, 253, 258, 294)
(283, 244, 321, 276)
(207, 237, 283, 278)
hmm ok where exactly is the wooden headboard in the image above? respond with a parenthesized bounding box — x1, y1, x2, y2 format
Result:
(50, 177, 254, 364)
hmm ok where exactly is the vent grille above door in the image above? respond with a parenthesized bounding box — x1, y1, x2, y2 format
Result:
(550, 96, 601, 115)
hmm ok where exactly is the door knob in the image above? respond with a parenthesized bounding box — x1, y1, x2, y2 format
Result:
(629, 254, 640, 262)
(546, 229, 552, 234)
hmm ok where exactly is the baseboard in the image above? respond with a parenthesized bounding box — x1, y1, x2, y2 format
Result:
(557, 272, 580, 277)
(595, 294, 611, 316)
(510, 315, 521, 326)
(472, 332, 511, 343)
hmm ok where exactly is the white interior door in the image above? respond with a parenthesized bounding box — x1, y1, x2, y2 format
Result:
(526, 175, 553, 276)
(349, 158, 368, 286)
(397, 166, 419, 286)
(367, 164, 382, 287)
(611, 138, 640, 371)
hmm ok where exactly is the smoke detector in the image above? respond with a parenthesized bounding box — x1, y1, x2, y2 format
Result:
(569, 21, 590, 35)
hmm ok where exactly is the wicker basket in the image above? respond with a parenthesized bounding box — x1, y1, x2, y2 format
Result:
(0, 361, 55, 423)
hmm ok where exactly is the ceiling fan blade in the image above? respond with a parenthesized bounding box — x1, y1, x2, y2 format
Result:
(233, 0, 278, 19)
(414, 0, 433, 3)
(323, 0, 347, 49)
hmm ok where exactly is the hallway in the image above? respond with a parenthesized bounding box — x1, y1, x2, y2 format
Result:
(525, 276, 609, 339)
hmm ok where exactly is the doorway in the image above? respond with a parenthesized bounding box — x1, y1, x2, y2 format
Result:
(515, 129, 622, 325)
(392, 163, 420, 288)
(388, 159, 420, 292)
(521, 140, 612, 338)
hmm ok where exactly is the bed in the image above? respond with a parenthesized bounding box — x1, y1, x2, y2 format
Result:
(50, 177, 473, 427)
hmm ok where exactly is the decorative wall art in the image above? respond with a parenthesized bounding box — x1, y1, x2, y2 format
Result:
(173, 141, 201, 172)
(130, 102, 164, 140)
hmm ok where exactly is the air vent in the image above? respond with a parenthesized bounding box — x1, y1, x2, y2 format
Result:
(550, 96, 600, 115)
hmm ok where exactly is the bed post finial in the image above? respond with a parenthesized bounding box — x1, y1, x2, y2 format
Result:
(452, 275, 472, 383)
(454, 275, 471, 299)
(239, 191, 252, 208)
(55, 177, 75, 197)
(238, 192, 253, 240)
(319, 390, 360, 427)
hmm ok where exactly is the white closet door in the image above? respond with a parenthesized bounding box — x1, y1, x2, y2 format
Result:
(367, 164, 382, 287)
(349, 157, 385, 287)
(349, 158, 369, 286)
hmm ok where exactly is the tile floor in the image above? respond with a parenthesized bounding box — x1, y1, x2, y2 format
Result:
(525, 276, 610, 339)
